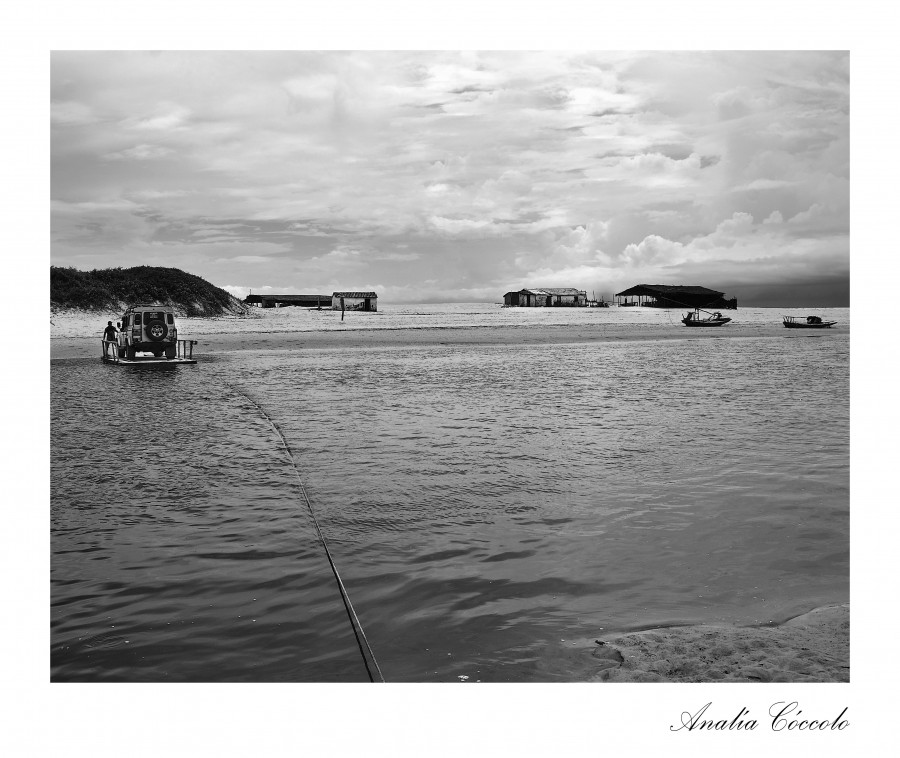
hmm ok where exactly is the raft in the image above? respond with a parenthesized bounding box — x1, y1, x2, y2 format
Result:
(101, 339, 198, 365)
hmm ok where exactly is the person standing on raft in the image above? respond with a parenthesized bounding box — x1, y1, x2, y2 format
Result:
(102, 320, 118, 357)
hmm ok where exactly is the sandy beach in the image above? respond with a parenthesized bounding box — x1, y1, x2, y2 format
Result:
(580, 604, 849, 682)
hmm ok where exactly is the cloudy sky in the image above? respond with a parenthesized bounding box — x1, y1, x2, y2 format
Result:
(51, 51, 849, 306)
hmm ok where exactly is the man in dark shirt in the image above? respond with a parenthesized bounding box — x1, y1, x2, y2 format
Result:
(103, 321, 118, 357)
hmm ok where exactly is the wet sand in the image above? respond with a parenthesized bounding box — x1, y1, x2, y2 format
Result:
(556, 604, 849, 682)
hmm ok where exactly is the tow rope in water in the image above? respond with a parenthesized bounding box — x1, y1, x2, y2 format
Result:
(226, 381, 385, 683)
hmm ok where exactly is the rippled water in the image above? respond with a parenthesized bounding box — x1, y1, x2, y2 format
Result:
(51, 306, 849, 682)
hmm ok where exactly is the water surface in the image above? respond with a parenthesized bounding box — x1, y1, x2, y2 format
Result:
(51, 306, 849, 681)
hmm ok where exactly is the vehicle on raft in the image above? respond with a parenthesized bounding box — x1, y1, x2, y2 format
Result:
(102, 303, 198, 365)
(782, 315, 837, 329)
(682, 309, 732, 327)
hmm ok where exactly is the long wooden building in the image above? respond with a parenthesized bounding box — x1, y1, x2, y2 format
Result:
(614, 284, 737, 310)
(503, 287, 588, 307)
(244, 294, 332, 308)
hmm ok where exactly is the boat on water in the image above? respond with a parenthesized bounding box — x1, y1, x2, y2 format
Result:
(783, 315, 837, 329)
(682, 309, 731, 327)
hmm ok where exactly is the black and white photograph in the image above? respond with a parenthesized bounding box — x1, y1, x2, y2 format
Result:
(21, 0, 897, 754)
(50, 47, 851, 686)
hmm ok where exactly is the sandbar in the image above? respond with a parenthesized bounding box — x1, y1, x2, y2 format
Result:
(50, 311, 819, 361)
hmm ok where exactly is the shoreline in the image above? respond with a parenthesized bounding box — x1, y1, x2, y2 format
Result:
(561, 603, 849, 682)
(50, 321, 838, 360)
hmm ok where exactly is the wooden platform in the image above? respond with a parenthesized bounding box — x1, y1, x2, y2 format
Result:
(101, 338, 198, 365)
(102, 355, 197, 365)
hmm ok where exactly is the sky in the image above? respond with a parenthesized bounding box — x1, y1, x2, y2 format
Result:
(50, 51, 850, 306)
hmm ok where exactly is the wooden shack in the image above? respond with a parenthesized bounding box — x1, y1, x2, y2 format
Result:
(614, 284, 737, 310)
(503, 288, 588, 307)
(244, 294, 332, 308)
(332, 291, 378, 312)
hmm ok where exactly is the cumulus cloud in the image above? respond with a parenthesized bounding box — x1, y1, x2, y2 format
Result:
(547, 223, 610, 266)
(51, 51, 849, 304)
(622, 234, 685, 266)
(788, 203, 826, 225)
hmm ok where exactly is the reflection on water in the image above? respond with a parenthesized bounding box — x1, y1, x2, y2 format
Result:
(51, 330, 848, 681)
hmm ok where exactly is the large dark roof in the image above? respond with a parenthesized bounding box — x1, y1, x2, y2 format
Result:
(615, 284, 725, 297)
(333, 291, 378, 298)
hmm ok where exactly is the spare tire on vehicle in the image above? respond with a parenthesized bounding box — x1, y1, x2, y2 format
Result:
(146, 319, 168, 341)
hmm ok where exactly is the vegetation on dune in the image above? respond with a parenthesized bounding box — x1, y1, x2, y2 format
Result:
(50, 266, 248, 316)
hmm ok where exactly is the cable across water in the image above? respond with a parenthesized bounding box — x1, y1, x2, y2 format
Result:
(225, 380, 385, 683)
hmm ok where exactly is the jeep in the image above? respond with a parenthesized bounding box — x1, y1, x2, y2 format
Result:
(117, 304, 179, 359)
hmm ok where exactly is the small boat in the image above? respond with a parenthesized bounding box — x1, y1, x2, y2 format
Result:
(783, 315, 837, 329)
(682, 308, 731, 327)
